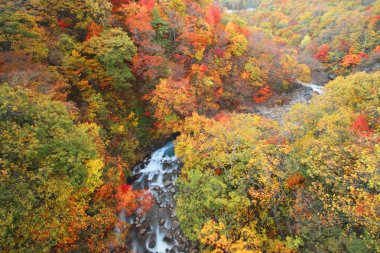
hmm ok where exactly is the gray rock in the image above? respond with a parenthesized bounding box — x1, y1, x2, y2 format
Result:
(328, 73, 337, 80)
(159, 219, 166, 226)
(139, 228, 146, 235)
(172, 221, 180, 229)
(164, 231, 173, 242)
(163, 173, 172, 182)
(179, 243, 186, 251)
(148, 234, 156, 248)
(164, 180, 172, 187)
(163, 160, 174, 167)
(136, 208, 143, 215)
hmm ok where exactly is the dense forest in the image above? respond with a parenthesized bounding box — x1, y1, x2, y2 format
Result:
(0, 0, 379, 252)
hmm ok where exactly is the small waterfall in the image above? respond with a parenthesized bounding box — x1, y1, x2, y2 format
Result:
(297, 80, 325, 94)
(129, 142, 190, 253)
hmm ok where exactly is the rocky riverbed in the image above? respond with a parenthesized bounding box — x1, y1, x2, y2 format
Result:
(128, 142, 195, 253)
(127, 82, 325, 253)
(252, 83, 324, 122)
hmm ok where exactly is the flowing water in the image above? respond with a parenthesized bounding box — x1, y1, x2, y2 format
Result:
(124, 82, 325, 252)
(128, 142, 191, 253)
(254, 82, 324, 122)
(297, 81, 325, 94)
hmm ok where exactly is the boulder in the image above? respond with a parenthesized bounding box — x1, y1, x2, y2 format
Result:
(148, 234, 156, 248)
(164, 180, 172, 187)
(328, 73, 337, 80)
(172, 221, 180, 230)
(164, 231, 173, 242)
(179, 243, 186, 251)
(139, 228, 146, 235)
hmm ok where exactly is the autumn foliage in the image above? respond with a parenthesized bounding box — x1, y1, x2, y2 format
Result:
(314, 44, 330, 62)
(176, 72, 380, 252)
(111, 0, 130, 12)
(285, 172, 305, 188)
(1, 0, 379, 252)
(342, 51, 368, 67)
(117, 184, 154, 215)
(352, 114, 373, 136)
(253, 86, 272, 103)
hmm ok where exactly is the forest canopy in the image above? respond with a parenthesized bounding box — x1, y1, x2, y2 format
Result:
(0, 0, 379, 252)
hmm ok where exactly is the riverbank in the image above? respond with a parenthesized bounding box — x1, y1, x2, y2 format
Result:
(236, 82, 324, 123)
(127, 82, 325, 252)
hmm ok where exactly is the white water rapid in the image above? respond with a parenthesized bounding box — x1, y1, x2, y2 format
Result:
(129, 142, 191, 253)
(297, 81, 325, 94)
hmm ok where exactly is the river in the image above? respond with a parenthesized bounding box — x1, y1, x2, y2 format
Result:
(254, 82, 324, 122)
(129, 142, 192, 253)
(126, 82, 324, 252)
